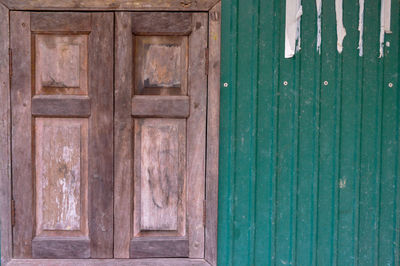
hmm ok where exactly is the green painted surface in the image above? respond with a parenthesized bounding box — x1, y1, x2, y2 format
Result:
(217, 0, 400, 265)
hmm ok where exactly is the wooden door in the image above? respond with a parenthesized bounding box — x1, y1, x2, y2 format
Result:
(10, 12, 114, 259)
(114, 12, 208, 258)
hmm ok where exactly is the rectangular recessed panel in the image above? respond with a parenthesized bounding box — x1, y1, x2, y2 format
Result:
(35, 118, 88, 237)
(35, 34, 88, 95)
(134, 119, 186, 236)
(135, 36, 188, 95)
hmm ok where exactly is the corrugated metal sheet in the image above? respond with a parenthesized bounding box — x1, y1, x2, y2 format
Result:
(217, 0, 400, 265)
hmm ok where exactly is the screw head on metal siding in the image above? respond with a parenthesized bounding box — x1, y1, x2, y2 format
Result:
(223, 82, 228, 87)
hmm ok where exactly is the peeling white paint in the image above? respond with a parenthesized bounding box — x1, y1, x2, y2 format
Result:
(339, 178, 347, 189)
(358, 0, 364, 56)
(335, 0, 346, 53)
(379, 0, 391, 58)
(316, 0, 322, 54)
(285, 0, 302, 58)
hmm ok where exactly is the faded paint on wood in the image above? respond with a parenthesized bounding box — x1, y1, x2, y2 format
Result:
(136, 119, 186, 232)
(32, 236, 90, 259)
(133, 119, 186, 237)
(35, 118, 88, 236)
(32, 95, 91, 117)
(205, 2, 221, 265)
(11, 11, 33, 258)
(0, 0, 220, 11)
(132, 12, 192, 35)
(34, 34, 88, 95)
(187, 13, 208, 258)
(87, 12, 114, 258)
(113, 12, 133, 258)
(31, 12, 91, 32)
(10, 11, 114, 259)
(130, 237, 189, 258)
(0, 3, 11, 265)
(135, 36, 188, 96)
(131, 96, 189, 118)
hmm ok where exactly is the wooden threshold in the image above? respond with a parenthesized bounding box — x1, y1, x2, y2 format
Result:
(7, 258, 211, 266)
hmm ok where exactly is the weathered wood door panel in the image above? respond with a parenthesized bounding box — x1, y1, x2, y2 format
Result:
(10, 12, 114, 259)
(114, 12, 208, 259)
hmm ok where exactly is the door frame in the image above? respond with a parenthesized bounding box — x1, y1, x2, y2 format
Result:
(0, 1, 221, 265)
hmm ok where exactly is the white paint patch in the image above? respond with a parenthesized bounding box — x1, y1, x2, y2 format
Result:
(62, 146, 74, 163)
(339, 178, 347, 189)
(316, 0, 322, 54)
(358, 0, 364, 56)
(379, 0, 392, 58)
(285, 0, 303, 58)
(335, 0, 346, 53)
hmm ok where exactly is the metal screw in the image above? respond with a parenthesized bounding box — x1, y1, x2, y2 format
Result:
(389, 82, 393, 88)
(324, 81, 328, 86)
(386, 41, 390, 47)
(283, 81, 288, 86)
(223, 82, 229, 87)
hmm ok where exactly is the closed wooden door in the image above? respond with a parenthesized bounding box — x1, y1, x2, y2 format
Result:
(11, 12, 114, 259)
(114, 12, 208, 258)
(10, 11, 209, 261)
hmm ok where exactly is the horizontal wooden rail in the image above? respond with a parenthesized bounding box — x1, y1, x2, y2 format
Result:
(32, 95, 91, 117)
(132, 96, 189, 118)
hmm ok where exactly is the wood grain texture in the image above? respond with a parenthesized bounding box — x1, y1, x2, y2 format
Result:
(34, 34, 88, 95)
(0, 0, 219, 11)
(0, 3, 11, 265)
(132, 12, 192, 35)
(35, 118, 88, 237)
(31, 12, 91, 32)
(113, 12, 133, 259)
(7, 258, 210, 266)
(134, 36, 188, 96)
(187, 13, 208, 258)
(133, 119, 186, 238)
(132, 96, 189, 118)
(10, 11, 33, 259)
(32, 237, 90, 259)
(32, 96, 91, 117)
(205, 3, 220, 265)
(130, 237, 189, 258)
(88, 12, 114, 258)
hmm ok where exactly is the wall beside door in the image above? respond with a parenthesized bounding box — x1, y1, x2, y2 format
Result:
(218, 0, 400, 265)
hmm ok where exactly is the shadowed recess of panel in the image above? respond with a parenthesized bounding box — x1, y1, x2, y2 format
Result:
(134, 118, 186, 237)
(34, 34, 88, 95)
(135, 36, 188, 96)
(35, 118, 88, 237)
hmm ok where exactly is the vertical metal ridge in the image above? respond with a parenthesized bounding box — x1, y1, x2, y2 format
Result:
(292, 36, 301, 266)
(230, 0, 238, 263)
(271, 0, 280, 264)
(394, 3, 400, 264)
(247, 0, 260, 264)
(355, 51, 364, 266)
(375, 43, 385, 266)
(332, 51, 343, 266)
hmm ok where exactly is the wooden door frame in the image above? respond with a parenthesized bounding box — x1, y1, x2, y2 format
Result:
(0, 1, 221, 265)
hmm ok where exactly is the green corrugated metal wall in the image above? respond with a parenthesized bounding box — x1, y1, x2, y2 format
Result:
(217, 0, 400, 265)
